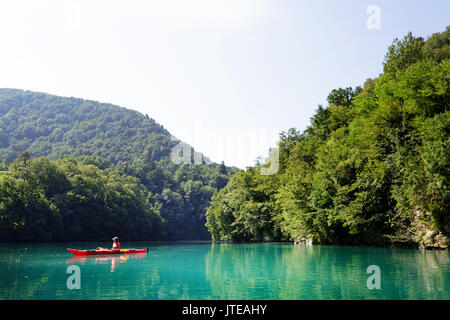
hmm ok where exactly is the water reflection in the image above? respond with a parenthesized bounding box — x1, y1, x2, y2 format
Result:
(66, 253, 147, 272)
(0, 242, 448, 299)
(204, 243, 450, 299)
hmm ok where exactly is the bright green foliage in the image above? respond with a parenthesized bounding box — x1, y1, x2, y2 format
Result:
(206, 167, 280, 241)
(0, 153, 161, 241)
(0, 90, 239, 241)
(0, 153, 237, 241)
(0, 89, 170, 164)
(206, 28, 450, 247)
(124, 161, 237, 240)
(0, 152, 238, 241)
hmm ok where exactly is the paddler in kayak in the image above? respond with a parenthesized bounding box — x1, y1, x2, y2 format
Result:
(112, 237, 121, 250)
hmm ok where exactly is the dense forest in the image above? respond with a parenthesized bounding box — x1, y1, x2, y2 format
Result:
(0, 89, 238, 241)
(206, 28, 449, 249)
(0, 88, 204, 166)
(1, 28, 448, 247)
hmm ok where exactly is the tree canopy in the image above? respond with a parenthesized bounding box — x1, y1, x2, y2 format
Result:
(206, 27, 450, 248)
(0, 90, 238, 241)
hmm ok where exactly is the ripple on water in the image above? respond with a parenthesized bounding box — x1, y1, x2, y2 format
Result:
(0, 242, 448, 300)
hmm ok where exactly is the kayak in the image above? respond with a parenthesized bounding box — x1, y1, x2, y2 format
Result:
(67, 248, 149, 256)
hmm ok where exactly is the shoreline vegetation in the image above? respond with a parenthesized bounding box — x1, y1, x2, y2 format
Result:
(0, 152, 236, 242)
(1, 28, 449, 250)
(0, 89, 238, 242)
(205, 27, 449, 250)
(0, 240, 445, 252)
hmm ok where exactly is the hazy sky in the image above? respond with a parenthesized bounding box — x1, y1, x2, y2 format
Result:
(0, 0, 449, 168)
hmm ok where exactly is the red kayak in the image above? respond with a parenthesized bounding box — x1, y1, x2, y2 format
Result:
(67, 248, 149, 256)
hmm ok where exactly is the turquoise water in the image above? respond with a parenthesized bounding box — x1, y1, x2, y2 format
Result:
(0, 242, 448, 300)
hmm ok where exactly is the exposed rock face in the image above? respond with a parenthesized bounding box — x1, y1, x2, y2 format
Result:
(293, 237, 313, 245)
(419, 230, 448, 250)
(412, 210, 448, 249)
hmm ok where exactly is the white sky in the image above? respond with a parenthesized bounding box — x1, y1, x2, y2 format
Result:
(0, 0, 449, 168)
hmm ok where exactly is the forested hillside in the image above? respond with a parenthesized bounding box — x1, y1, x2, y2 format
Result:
(1, 28, 448, 247)
(0, 89, 238, 241)
(206, 28, 450, 249)
(0, 88, 202, 165)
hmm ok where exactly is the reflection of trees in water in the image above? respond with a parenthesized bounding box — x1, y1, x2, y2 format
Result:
(65, 252, 160, 299)
(205, 243, 289, 299)
(0, 246, 53, 299)
(152, 245, 216, 299)
(1, 244, 449, 299)
(0, 267, 50, 300)
(204, 244, 335, 299)
(83, 244, 214, 299)
(388, 249, 450, 298)
(0, 246, 156, 299)
(205, 244, 450, 299)
(143, 244, 214, 299)
(63, 244, 214, 299)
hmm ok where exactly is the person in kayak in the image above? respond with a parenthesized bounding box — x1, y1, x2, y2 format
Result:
(112, 237, 121, 250)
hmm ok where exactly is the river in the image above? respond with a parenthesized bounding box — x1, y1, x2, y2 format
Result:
(0, 242, 448, 299)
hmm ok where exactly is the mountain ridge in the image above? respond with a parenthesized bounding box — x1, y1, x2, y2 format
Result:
(0, 87, 210, 167)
